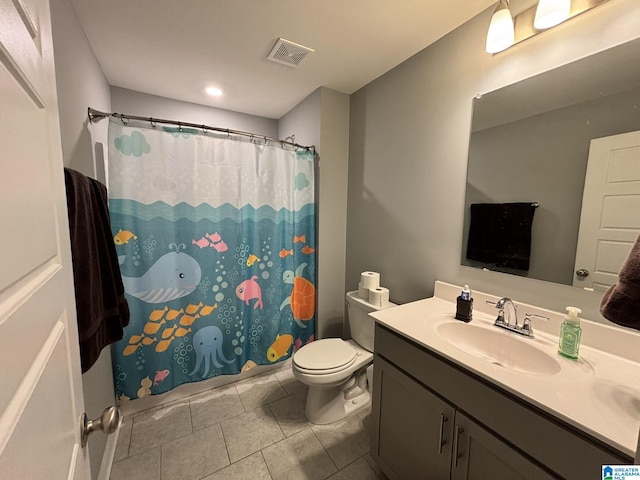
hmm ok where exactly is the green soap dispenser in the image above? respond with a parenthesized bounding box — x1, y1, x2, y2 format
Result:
(558, 306, 582, 360)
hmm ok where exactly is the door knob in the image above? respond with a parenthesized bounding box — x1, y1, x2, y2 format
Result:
(575, 269, 590, 277)
(81, 406, 121, 447)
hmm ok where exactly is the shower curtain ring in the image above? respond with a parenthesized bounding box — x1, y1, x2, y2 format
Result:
(120, 114, 128, 126)
(149, 118, 156, 128)
(178, 123, 183, 133)
(201, 125, 207, 135)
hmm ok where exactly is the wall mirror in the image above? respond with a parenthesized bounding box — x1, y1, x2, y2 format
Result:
(462, 38, 640, 291)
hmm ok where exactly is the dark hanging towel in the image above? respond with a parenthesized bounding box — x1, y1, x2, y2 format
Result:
(600, 234, 640, 330)
(466, 202, 537, 271)
(64, 168, 130, 372)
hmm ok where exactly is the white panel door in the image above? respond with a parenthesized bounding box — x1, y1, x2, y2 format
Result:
(573, 130, 640, 291)
(0, 0, 91, 478)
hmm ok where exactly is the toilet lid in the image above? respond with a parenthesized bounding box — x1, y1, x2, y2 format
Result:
(293, 338, 356, 371)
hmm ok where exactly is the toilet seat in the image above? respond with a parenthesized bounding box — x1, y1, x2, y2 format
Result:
(293, 338, 356, 375)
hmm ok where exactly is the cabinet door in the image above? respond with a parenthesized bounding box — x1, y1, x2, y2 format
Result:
(451, 412, 555, 480)
(371, 356, 455, 480)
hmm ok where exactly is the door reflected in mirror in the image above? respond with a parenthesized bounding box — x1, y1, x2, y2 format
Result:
(463, 38, 640, 290)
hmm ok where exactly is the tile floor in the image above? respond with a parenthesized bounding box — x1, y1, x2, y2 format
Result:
(110, 364, 387, 480)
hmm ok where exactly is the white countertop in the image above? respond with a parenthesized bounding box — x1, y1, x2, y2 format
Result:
(369, 281, 640, 458)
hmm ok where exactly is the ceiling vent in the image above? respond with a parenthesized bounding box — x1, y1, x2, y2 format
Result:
(267, 38, 314, 67)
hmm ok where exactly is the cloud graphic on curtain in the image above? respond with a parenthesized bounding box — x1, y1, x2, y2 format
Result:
(114, 131, 152, 157)
(295, 173, 309, 190)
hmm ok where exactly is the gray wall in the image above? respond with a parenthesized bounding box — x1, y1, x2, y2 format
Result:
(50, 0, 112, 478)
(111, 87, 278, 137)
(347, 0, 640, 322)
(279, 88, 321, 147)
(278, 87, 351, 339)
(317, 89, 350, 337)
(51, 0, 110, 175)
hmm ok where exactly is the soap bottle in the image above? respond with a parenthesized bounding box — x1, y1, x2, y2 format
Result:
(558, 306, 582, 360)
(455, 285, 473, 322)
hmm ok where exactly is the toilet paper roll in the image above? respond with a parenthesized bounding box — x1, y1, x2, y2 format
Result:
(360, 271, 380, 290)
(358, 282, 369, 299)
(368, 287, 390, 307)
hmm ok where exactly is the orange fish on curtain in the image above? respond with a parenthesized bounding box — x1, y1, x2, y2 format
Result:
(267, 334, 294, 362)
(114, 229, 137, 245)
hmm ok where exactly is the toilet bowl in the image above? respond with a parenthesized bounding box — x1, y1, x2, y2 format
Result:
(292, 291, 396, 424)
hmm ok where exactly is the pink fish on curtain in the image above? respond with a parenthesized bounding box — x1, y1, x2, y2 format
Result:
(235, 276, 264, 310)
(211, 240, 228, 252)
(153, 369, 170, 386)
(192, 237, 210, 248)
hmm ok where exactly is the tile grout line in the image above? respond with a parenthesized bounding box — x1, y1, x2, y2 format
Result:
(309, 426, 341, 472)
(124, 417, 133, 460)
(259, 450, 275, 480)
(217, 413, 232, 475)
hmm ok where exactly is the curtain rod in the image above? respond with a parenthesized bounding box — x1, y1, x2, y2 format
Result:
(87, 108, 315, 152)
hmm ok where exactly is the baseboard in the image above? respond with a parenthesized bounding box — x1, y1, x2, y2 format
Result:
(117, 360, 290, 416)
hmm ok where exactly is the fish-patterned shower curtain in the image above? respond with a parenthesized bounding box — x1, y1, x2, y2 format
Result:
(107, 119, 316, 401)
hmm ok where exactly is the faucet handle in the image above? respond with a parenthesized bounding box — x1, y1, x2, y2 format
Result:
(522, 313, 549, 336)
(524, 313, 549, 322)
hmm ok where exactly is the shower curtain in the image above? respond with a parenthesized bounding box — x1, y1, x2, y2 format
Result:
(107, 119, 316, 401)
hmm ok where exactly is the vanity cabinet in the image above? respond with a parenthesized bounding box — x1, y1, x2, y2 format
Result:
(373, 356, 553, 479)
(371, 324, 632, 480)
(373, 355, 455, 479)
(451, 411, 553, 479)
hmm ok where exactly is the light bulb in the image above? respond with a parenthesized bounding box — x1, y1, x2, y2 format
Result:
(486, 1, 515, 54)
(534, 0, 571, 29)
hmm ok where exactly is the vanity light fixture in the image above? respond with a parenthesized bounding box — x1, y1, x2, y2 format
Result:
(486, 0, 609, 54)
(534, 0, 571, 29)
(486, 0, 515, 54)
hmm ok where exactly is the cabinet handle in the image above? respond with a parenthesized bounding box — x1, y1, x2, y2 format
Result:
(453, 425, 464, 468)
(438, 414, 448, 453)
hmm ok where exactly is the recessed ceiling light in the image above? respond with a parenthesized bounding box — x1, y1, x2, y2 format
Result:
(205, 86, 223, 96)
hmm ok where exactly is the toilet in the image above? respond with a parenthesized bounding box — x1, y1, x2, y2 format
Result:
(292, 290, 396, 424)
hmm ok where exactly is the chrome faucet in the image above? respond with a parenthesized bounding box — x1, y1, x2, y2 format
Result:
(495, 297, 518, 328)
(487, 298, 549, 338)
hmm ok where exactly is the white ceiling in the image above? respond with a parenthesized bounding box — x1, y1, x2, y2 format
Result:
(69, 0, 496, 119)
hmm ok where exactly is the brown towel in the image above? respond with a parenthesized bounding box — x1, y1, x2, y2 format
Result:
(64, 168, 130, 372)
(600, 235, 640, 330)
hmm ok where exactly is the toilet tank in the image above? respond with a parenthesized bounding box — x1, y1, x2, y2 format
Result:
(345, 291, 396, 352)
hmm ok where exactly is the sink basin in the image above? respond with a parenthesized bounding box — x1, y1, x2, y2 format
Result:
(436, 322, 561, 375)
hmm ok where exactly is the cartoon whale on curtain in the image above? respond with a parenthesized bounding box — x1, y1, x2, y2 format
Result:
(122, 243, 202, 303)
